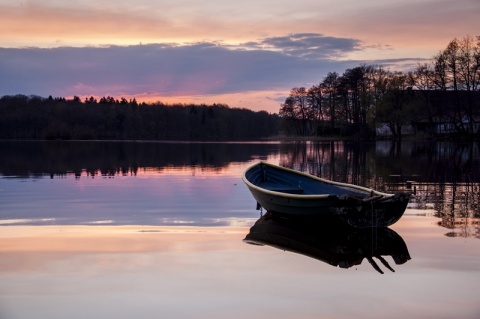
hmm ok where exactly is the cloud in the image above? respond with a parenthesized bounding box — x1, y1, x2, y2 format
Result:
(248, 33, 362, 59)
(0, 36, 352, 94)
(0, 34, 427, 111)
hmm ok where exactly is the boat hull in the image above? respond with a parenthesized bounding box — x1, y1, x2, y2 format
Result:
(243, 162, 410, 228)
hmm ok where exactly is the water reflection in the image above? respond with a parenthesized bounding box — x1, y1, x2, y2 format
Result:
(437, 217, 480, 239)
(1, 140, 479, 236)
(276, 140, 480, 237)
(2, 140, 479, 183)
(0, 140, 281, 177)
(278, 140, 480, 184)
(244, 212, 411, 274)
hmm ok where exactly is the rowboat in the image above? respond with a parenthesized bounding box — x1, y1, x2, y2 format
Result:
(242, 161, 410, 228)
(244, 212, 411, 274)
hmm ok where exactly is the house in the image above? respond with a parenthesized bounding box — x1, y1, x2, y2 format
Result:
(432, 114, 458, 134)
(461, 113, 480, 134)
(377, 112, 480, 138)
(375, 123, 415, 137)
(431, 112, 480, 135)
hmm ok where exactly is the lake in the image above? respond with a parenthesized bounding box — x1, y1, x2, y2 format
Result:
(1, 140, 479, 319)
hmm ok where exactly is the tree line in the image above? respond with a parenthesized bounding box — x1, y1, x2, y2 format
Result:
(0, 140, 278, 177)
(0, 95, 279, 140)
(280, 35, 480, 138)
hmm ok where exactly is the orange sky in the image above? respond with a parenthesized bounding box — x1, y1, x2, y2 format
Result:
(1, 0, 479, 112)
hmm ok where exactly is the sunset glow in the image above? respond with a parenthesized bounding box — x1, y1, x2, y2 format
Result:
(1, 0, 479, 113)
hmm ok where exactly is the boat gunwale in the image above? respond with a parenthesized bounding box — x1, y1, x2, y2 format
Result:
(242, 161, 394, 200)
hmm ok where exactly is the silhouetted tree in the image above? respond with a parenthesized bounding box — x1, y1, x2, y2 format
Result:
(0, 95, 279, 141)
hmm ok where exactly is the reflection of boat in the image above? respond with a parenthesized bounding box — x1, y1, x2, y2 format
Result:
(244, 212, 411, 274)
(242, 162, 410, 228)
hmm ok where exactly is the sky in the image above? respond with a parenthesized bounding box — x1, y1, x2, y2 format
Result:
(1, 0, 479, 113)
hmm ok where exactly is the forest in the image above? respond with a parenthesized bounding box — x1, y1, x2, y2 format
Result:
(280, 35, 480, 138)
(2, 35, 478, 141)
(0, 95, 279, 141)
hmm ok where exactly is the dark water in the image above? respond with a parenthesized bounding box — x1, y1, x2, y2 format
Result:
(1, 140, 479, 228)
(0, 140, 479, 319)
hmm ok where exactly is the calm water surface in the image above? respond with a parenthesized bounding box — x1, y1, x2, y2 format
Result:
(0, 141, 479, 319)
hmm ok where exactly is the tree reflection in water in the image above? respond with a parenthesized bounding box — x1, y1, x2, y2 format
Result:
(278, 140, 480, 237)
(1, 140, 479, 237)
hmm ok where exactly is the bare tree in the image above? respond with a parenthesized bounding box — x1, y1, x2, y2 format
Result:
(320, 72, 340, 131)
(457, 35, 480, 133)
(307, 85, 323, 135)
